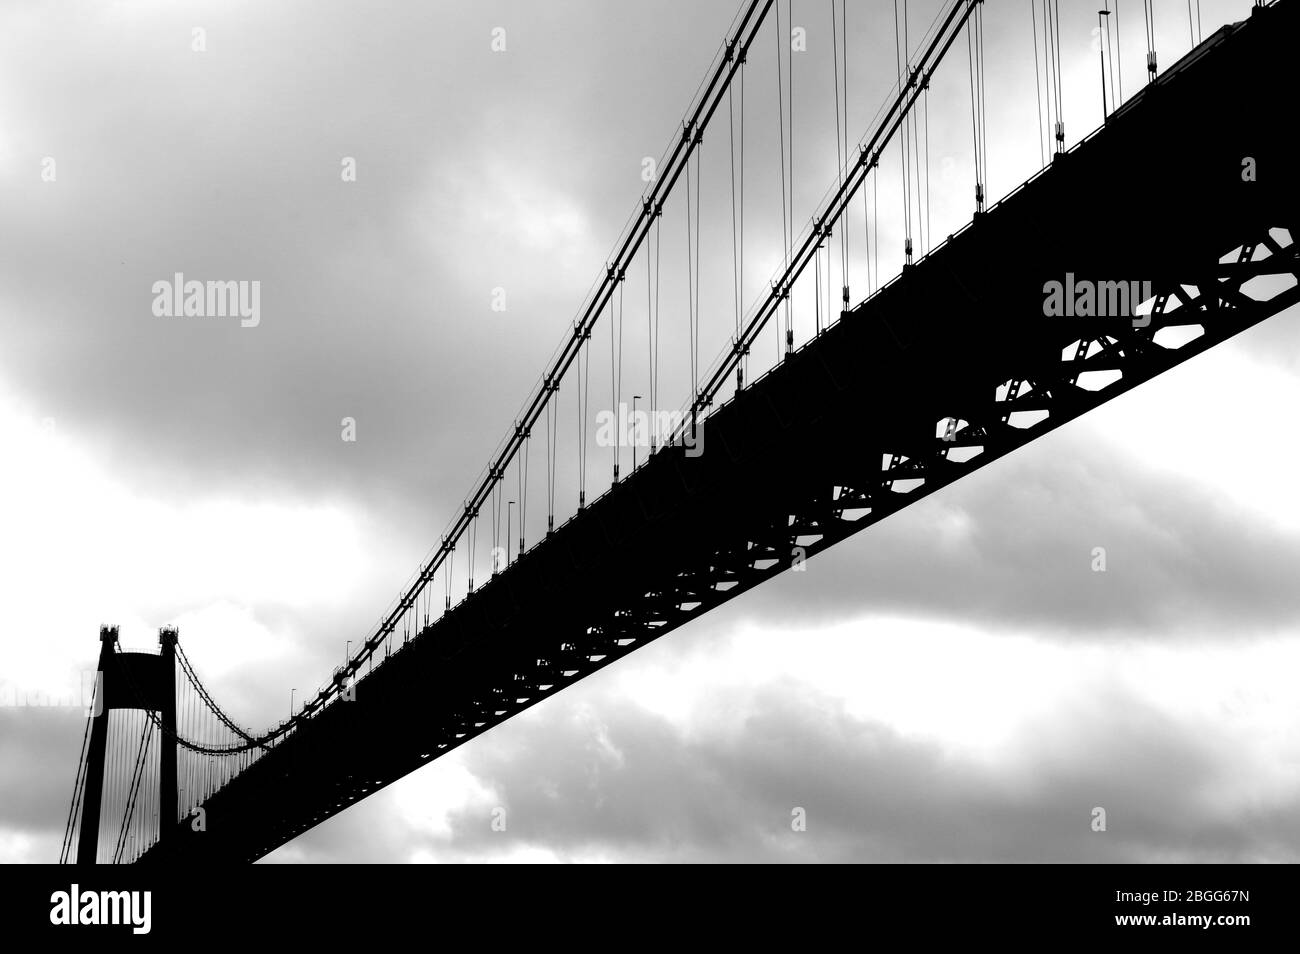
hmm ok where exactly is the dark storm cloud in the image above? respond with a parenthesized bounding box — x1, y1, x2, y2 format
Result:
(0, 0, 981, 520)
(280, 675, 1300, 863)
(4, 0, 1292, 866)
(0, 0, 744, 515)
(0, 707, 86, 846)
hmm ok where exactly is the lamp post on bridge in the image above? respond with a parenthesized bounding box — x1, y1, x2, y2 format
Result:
(1099, 9, 1112, 119)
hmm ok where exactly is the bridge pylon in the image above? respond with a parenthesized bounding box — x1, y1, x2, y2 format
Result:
(74, 625, 179, 863)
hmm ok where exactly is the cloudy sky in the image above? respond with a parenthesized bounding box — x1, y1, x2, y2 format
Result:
(3, 0, 1298, 864)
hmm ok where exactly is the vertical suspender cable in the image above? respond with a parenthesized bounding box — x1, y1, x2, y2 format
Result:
(1186, 0, 1196, 45)
(468, 509, 476, 591)
(1051, 0, 1059, 148)
(544, 390, 553, 538)
(729, 61, 741, 387)
(582, 325, 590, 502)
(616, 278, 623, 483)
(1032, 0, 1045, 166)
(739, 58, 745, 385)
(895, 0, 913, 265)
(685, 149, 696, 401)
(775, 0, 789, 360)
(924, 85, 931, 249)
(873, 170, 879, 289)
(1041, 0, 1052, 153)
(491, 481, 500, 573)
(786, 0, 794, 354)
(181, 685, 188, 814)
(1045, 0, 1055, 153)
(825, 224, 832, 323)
(654, 214, 661, 445)
(863, 168, 872, 296)
(814, 244, 821, 335)
(646, 208, 658, 436)
(520, 428, 528, 549)
(101, 710, 110, 862)
(831, 0, 846, 310)
(1099, 9, 1110, 117)
(908, 1, 919, 253)
(1049, 0, 1064, 154)
(577, 325, 589, 510)
(695, 147, 702, 384)
(909, 1, 925, 249)
(1114, 0, 1124, 102)
(967, 16, 982, 211)
(691, 142, 702, 396)
(609, 289, 619, 484)
(576, 345, 583, 513)
(978, 0, 989, 202)
(840, 0, 848, 310)
(1104, 2, 1118, 112)
(1143, 0, 1157, 83)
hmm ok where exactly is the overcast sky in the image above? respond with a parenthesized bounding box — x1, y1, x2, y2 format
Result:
(3, 0, 1299, 864)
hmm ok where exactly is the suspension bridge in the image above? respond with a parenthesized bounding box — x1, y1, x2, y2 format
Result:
(60, 0, 1299, 863)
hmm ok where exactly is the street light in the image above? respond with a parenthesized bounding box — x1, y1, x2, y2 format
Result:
(1098, 9, 1111, 119)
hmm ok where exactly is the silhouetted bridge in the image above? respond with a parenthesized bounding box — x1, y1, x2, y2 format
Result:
(61, 0, 1299, 863)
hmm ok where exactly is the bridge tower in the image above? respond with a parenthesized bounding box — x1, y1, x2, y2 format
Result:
(75, 625, 179, 863)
